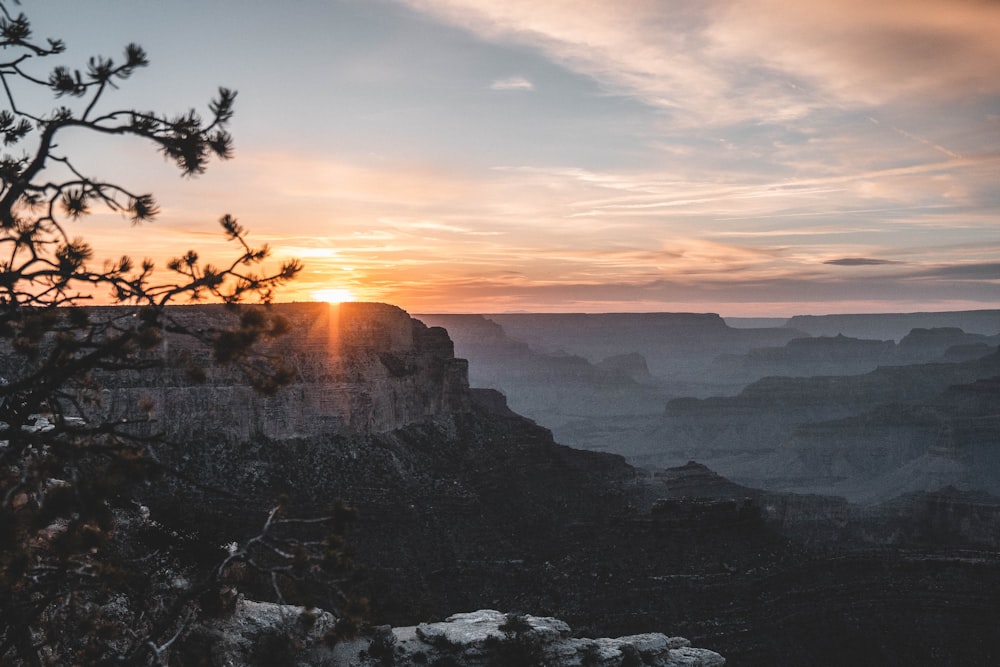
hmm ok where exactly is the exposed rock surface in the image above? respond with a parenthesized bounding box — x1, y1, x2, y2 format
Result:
(96, 302, 470, 442)
(415, 314, 667, 429)
(347, 610, 723, 667)
(638, 350, 1000, 501)
(186, 605, 724, 667)
(415, 313, 804, 458)
(174, 599, 339, 666)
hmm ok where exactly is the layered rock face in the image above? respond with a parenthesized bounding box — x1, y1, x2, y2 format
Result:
(643, 350, 1000, 500)
(98, 302, 470, 442)
(416, 314, 667, 429)
(414, 313, 808, 458)
(413, 311, 1000, 505)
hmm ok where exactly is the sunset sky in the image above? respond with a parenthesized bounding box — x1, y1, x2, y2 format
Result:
(21, 0, 1000, 316)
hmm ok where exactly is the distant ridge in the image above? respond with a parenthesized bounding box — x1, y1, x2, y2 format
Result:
(786, 309, 1000, 340)
(418, 311, 802, 378)
(724, 317, 788, 329)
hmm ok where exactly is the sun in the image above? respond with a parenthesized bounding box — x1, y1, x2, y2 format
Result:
(310, 288, 357, 303)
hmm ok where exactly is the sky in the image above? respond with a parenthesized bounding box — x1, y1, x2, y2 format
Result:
(13, 0, 1000, 316)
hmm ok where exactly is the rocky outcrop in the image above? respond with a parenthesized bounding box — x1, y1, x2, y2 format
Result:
(416, 313, 668, 429)
(98, 302, 470, 442)
(636, 350, 1000, 495)
(186, 606, 725, 667)
(346, 610, 724, 667)
(597, 352, 653, 383)
(414, 313, 806, 460)
(896, 327, 1000, 360)
(173, 599, 340, 666)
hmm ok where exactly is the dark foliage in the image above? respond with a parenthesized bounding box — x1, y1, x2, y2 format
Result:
(484, 613, 546, 667)
(0, 3, 353, 664)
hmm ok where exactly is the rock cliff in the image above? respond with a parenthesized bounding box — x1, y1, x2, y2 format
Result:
(419, 312, 805, 395)
(641, 349, 1000, 499)
(415, 313, 667, 430)
(97, 302, 470, 441)
(414, 312, 805, 458)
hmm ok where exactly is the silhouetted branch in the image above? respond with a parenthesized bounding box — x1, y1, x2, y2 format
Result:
(0, 4, 335, 664)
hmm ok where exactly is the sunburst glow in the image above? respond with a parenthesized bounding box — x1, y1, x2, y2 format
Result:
(311, 288, 357, 303)
(34, 0, 1000, 316)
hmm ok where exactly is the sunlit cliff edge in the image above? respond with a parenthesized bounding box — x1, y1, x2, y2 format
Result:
(97, 302, 471, 439)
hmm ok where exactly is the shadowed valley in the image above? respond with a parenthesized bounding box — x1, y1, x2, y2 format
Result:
(32, 303, 998, 665)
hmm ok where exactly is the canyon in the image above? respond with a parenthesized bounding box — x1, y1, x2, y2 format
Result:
(419, 311, 1000, 503)
(19, 302, 1000, 665)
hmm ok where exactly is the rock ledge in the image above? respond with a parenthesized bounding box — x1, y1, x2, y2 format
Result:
(334, 609, 725, 667)
(193, 602, 725, 666)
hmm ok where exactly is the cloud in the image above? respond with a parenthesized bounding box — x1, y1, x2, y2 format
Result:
(398, 0, 1000, 124)
(97, 145, 999, 317)
(711, 0, 1000, 105)
(381, 264, 1000, 315)
(490, 76, 535, 91)
(824, 258, 901, 266)
(911, 262, 1000, 279)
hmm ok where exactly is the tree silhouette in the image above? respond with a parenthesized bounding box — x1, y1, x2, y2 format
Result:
(0, 4, 351, 664)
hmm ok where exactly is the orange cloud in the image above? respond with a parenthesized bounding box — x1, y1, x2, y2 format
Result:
(711, 0, 1000, 105)
(400, 0, 1000, 123)
(73, 140, 1000, 315)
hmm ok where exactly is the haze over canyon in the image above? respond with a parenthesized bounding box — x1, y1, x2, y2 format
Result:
(45, 301, 1000, 665)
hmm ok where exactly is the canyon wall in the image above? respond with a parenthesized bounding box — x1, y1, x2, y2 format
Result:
(96, 302, 470, 442)
(11, 303, 999, 665)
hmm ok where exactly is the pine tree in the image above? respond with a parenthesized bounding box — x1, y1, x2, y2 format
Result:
(0, 4, 351, 663)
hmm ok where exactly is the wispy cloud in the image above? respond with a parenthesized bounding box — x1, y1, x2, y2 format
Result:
(391, 265, 1000, 315)
(39, 0, 1000, 316)
(911, 262, 1000, 279)
(490, 76, 535, 91)
(399, 0, 1000, 124)
(824, 258, 901, 266)
(116, 139, 999, 314)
